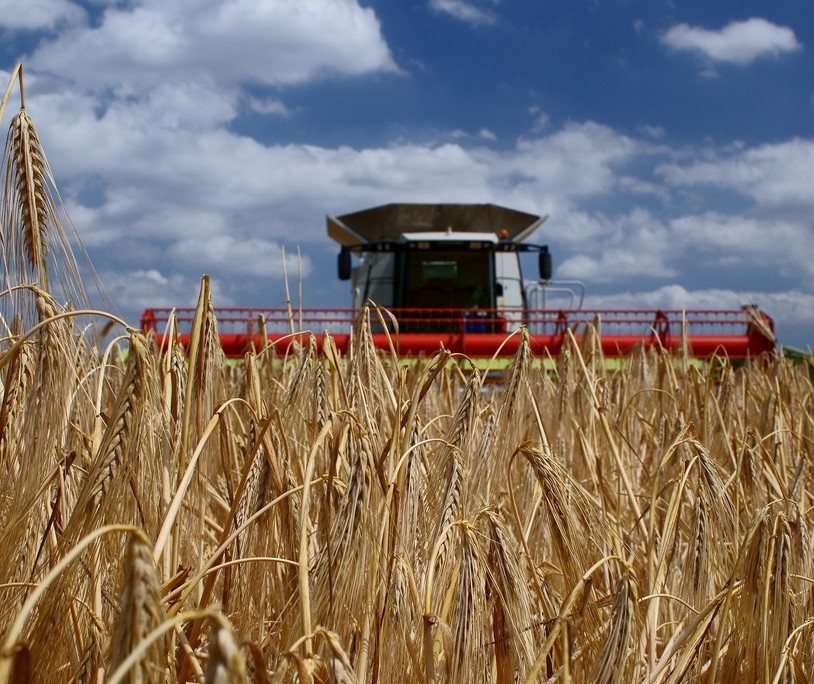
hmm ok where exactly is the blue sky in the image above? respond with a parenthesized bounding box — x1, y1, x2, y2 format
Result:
(1, 0, 813, 347)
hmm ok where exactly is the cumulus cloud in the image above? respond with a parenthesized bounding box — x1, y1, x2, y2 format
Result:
(168, 235, 313, 279)
(584, 285, 814, 345)
(19, 0, 397, 92)
(0, 0, 85, 30)
(637, 124, 665, 139)
(51, 120, 642, 250)
(98, 269, 234, 317)
(662, 18, 802, 65)
(669, 213, 814, 283)
(429, 0, 497, 26)
(557, 251, 677, 282)
(553, 209, 678, 283)
(246, 96, 292, 117)
(586, 285, 814, 322)
(657, 139, 814, 210)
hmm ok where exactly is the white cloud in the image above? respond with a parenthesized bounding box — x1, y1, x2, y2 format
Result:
(584, 285, 814, 345)
(429, 0, 497, 26)
(584, 284, 748, 311)
(23, 0, 397, 92)
(662, 18, 802, 65)
(585, 285, 814, 323)
(669, 213, 814, 282)
(657, 139, 814, 209)
(557, 251, 677, 282)
(446, 127, 497, 142)
(99, 269, 234, 321)
(638, 124, 665, 139)
(247, 96, 292, 117)
(553, 209, 678, 283)
(167, 235, 313, 279)
(0, 0, 85, 30)
(529, 107, 551, 133)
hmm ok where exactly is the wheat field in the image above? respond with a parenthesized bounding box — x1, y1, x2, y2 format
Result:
(1, 64, 814, 683)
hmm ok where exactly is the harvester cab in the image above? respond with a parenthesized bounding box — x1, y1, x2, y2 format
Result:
(329, 203, 554, 334)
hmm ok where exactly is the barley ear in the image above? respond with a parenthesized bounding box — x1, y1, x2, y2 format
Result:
(205, 616, 248, 684)
(66, 332, 149, 534)
(591, 572, 638, 684)
(109, 532, 165, 683)
(7, 109, 48, 281)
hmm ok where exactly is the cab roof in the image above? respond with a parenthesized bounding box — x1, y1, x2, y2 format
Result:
(327, 203, 546, 246)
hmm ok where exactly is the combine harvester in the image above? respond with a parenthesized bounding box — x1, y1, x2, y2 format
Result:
(141, 203, 776, 362)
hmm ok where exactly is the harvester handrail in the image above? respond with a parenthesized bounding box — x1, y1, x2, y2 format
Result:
(141, 306, 765, 326)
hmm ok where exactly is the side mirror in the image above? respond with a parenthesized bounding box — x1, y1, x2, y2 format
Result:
(539, 247, 552, 281)
(338, 249, 352, 281)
